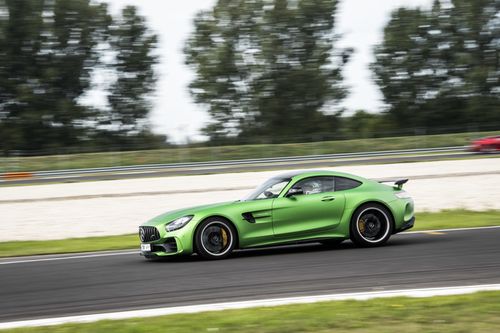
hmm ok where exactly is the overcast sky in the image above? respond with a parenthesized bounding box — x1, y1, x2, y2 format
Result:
(102, 0, 432, 143)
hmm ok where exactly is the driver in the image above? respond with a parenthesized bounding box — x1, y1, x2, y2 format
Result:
(302, 181, 322, 195)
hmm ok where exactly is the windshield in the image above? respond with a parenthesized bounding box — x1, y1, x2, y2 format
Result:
(242, 177, 291, 201)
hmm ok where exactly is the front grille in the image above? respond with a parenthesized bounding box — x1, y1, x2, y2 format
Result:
(139, 226, 160, 242)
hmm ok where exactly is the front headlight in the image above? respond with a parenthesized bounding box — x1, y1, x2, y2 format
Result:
(395, 191, 411, 199)
(166, 215, 193, 232)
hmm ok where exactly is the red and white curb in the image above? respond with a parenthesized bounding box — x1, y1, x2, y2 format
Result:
(1, 284, 500, 330)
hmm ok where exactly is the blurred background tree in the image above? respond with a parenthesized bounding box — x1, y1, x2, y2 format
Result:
(0, 0, 163, 154)
(0, 0, 498, 154)
(0, 0, 108, 152)
(93, 5, 161, 147)
(339, 110, 396, 139)
(372, 0, 500, 131)
(185, 0, 350, 144)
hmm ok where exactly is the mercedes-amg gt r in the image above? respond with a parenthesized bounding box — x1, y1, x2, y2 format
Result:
(139, 170, 415, 259)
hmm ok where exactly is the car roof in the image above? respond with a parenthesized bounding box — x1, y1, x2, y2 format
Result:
(273, 170, 367, 182)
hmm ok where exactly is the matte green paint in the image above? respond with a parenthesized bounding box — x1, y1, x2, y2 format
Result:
(140, 170, 414, 256)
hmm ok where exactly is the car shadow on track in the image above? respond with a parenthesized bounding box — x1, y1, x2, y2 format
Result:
(143, 243, 347, 263)
(229, 234, 446, 259)
(234, 242, 351, 258)
(146, 233, 446, 263)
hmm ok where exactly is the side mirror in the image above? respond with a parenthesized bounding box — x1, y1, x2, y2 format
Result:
(286, 187, 304, 197)
(263, 191, 274, 198)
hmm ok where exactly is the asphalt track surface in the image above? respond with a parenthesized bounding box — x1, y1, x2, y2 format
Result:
(1, 227, 500, 323)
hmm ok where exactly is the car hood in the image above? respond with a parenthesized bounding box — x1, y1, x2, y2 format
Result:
(141, 201, 236, 227)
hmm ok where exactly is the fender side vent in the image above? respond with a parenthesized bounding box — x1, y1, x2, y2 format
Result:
(242, 212, 255, 223)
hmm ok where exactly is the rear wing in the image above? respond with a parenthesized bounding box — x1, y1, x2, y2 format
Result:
(375, 178, 408, 190)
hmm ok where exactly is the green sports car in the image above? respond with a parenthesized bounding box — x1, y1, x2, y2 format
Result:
(139, 170, 415, 260)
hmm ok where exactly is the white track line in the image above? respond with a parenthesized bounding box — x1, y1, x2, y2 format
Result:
(403, 225, 500, 234)
(1, 284, 499, 329)
(1, 225, 500, 265)
(0, 251, 138, 265)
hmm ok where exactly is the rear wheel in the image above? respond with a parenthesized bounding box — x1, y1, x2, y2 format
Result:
(195, 217, 236, 260)
(350, 203, 393, 247)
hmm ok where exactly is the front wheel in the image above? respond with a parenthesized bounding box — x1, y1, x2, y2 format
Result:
(195, 218, 236, 260)
(350, 204, 393, 247)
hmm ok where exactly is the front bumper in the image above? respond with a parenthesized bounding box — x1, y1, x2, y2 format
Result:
(140, 237, 186, 258)
(398, 216, 415, 232)
(139, 219, 198, 258)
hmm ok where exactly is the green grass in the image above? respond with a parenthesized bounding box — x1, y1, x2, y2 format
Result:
(412, 209, 500, 231)
(0, 210, 499, 258)
(1, 130, 497, 172)
(4, 291, 500, 332)
(0, 234, 139, 258)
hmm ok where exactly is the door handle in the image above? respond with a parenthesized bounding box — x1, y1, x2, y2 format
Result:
(321, 196, 335, 202)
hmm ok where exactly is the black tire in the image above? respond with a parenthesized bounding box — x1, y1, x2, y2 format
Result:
(350, 203, 393, 247)
(319, 239, 344, 247)
(195, 217, 236, 260)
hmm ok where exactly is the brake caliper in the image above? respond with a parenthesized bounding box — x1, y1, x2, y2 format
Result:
(221, 228, 228, 247)
(358, 218, 366, 233)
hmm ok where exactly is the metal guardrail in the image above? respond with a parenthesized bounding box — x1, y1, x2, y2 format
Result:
(0, 146, 468, 183)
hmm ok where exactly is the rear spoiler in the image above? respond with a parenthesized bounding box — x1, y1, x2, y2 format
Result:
(375, 178, 408, 190)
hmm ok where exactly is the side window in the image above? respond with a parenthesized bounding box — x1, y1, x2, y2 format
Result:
(255, 180, 289, 199)
(335, 176, 361, 191)
(292, 177, 335, 195)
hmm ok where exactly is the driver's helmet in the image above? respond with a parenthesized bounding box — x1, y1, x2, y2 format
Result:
(302, 180, 322, 195)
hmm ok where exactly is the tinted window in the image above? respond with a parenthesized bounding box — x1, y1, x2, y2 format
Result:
(335, 177, 361, 191)
(291, 176, 335, 195)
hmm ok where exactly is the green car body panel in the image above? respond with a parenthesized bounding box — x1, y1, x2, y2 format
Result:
(139, 170, 415, 258)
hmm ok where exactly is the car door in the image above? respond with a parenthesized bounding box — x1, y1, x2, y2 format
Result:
(272, 176, 346, 237)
